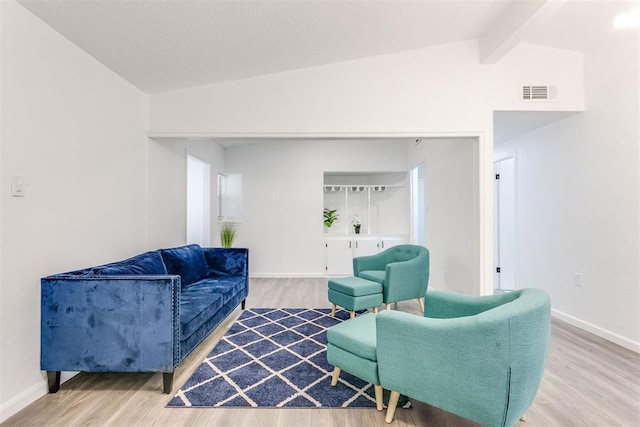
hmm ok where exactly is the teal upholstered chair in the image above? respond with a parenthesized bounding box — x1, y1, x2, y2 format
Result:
(377, 288, 551, 425)
(353, 244, 429, 311)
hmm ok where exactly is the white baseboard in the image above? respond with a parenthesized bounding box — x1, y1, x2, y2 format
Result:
(0, 372, 78, 423)
(551, 309, 640, 353)
(0, 380, 46, 423)
(250, 273, 326, 278)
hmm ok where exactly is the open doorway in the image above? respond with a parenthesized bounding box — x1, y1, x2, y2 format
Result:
(187, 155, 211, 246)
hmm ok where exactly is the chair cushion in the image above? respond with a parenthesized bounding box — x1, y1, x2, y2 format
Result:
(327, 313, 377, 362)
(161, 244, 208, 287)
(328, 276, 382, 296)
(358, 270, 385, 285)
(94, 250, 168, 276)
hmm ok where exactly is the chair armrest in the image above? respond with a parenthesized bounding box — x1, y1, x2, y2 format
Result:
(41, 275, 181, 373)
(353, 252, 387, 276)
(384, 255, 429, 303)
(376, 310, 511, 423)
(424, 290, 517, 318)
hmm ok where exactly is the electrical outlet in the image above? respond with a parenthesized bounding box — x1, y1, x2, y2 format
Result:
(574, 273, 582, 287)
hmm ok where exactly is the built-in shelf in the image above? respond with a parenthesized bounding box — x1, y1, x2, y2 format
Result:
(323, 171, 408, 236)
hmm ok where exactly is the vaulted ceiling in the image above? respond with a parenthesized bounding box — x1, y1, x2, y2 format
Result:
(17, 0, 635, 94)
(15, 0, 637, 144)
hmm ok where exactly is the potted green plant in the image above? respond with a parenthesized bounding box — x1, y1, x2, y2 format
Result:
(324, 208, 339, 230)
(220, 222, 236, 248)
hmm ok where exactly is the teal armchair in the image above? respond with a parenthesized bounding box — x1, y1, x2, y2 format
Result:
(376, 289, 551, 425)
(353, 244, 429, 311)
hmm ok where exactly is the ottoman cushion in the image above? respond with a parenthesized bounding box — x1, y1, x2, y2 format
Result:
(327, 313, 377, 361)
(328, 276, 382, 296)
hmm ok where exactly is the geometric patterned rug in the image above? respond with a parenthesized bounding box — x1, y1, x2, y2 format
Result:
(167, 308, 391, 408)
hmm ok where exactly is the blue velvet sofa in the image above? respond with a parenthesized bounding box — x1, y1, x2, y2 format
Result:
(41, 244, 248, 394)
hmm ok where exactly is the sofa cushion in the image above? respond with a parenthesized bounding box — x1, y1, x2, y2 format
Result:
(179, 285, 223, 340)
(188, 276, 246, 305)
(161, 244, 208, 287)
(95, 251, 168, 276)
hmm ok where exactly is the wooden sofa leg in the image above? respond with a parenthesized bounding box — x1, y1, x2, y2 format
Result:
(385, 390, 401, 423)
(163, 372, 174, 394)
(241, 299, 246, 310)
(331, 303, 336, 317)
(417, 297, 425, 312)
(520, 414, 527, 422)
(47, 371, 60, 393)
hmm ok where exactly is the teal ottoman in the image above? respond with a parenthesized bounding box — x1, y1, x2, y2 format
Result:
(326, 313, 383, 410)
(328, 276, 383, 319)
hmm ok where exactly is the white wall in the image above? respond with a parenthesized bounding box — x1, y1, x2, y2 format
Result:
(495, 27, 639, 350)
(149, 41, 584, 135)
(148, 40, 584, 292)
(409, 138, 480, 295)
(147, 138, 224, 249)
(224, 139, 408, 275)
(0, 1, 148, 421)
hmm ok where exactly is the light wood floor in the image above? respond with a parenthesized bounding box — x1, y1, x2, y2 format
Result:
(4, 278, 639, 426)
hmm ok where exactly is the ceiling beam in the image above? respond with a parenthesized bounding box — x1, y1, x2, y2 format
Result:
(479, 0, 567, 64)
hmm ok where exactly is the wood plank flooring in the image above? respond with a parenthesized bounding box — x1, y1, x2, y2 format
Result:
(3, 278, 639, 426)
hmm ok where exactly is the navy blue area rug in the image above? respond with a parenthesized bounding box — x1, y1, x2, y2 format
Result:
(167, 308, 384, 408)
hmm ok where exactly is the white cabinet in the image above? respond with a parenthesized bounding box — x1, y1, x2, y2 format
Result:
(324, 235, 406, 275)
(325, 237, 354, 276)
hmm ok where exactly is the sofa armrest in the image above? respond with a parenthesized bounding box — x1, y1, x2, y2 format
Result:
(41, 275, 181, 374)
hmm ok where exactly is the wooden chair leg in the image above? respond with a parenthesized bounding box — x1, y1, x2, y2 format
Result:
(520, 414, 527, 422)
(373, 306, 379, 314)
(331, 303, 336, 317)
(385, 390, 401, 423)
(385, 303, 391, 310)
(374, 385, 383, 411)
(331, 367, 341, 386)
(349, 311, 355, 319)
(417, 297, 424, 312)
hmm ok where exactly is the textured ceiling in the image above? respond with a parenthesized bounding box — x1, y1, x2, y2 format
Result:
(18, 0, 512, 93)
(15, 0, 638, 143)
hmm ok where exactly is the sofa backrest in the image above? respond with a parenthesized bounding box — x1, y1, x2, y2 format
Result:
(160, 244, 208, 287)
(93, 250, 168, 276)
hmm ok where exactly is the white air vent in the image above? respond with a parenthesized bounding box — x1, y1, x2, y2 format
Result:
(522, 85, 557, 101)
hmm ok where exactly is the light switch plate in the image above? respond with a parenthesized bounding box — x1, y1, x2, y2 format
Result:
(11, 176, 26, 197)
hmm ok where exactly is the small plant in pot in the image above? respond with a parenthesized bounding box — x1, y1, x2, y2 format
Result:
(352, 214, 362, 234)
(220, 222, 236, 248)
(324, 208, 339, 230)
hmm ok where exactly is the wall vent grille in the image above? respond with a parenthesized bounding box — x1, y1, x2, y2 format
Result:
(522, 85, 557, 101)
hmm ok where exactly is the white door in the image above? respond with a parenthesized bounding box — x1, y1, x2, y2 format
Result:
(494, 157, 516, 291)
(410, 163, 425, 245)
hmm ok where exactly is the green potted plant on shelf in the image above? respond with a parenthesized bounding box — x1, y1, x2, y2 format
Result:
(220, 222, 236, 248)
(324, 208, 339, 230)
